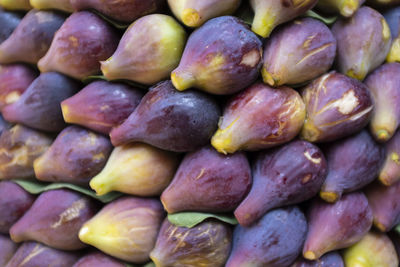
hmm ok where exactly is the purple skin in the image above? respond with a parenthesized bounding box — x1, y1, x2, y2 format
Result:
(303, 192, 373, 260)
(0, 10, 66, 64)
(110, 80, 220, 152)
(0, 181, 35, 234)
(291, 252, 344, 267)
(72, 252, 125, 267)
(320, 130, 385, 203)
(0, 8, 21, 43)
(161, 145, 251, 213)
(234, 140, 327, 227)
(172, 16, 263, 95)
(379, 128, 400, 186)
(34, 126, 113, 185)
(384, 7, 400, 38)
(38, 11, 119, 80)
(262, 18, 336, 87)
(61, 81, 143, 134)
(0, 235, 18, 266)
(10, 189, 99, 251)
(226, 206, 307, 267)
(2, 72, 81, 132)
(5, 241, 81, 267)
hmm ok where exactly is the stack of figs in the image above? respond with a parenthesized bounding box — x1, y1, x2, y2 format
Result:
(1, 0, 400, 266)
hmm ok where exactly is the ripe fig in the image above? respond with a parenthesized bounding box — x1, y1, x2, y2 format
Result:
(0, 0, 31, 11)
(0, 235, 18, 266)
(384, 7, 400, 63)
(73, 252, 125, 267)
(0, 8, 21, 44)
(291, 252, 344, 267)
(379, 129, 400, 186)
(316, 0, 364, 17)
(30, 0, 74, 12)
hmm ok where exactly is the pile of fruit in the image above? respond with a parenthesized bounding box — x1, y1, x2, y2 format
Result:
(1, 0, 400, 266)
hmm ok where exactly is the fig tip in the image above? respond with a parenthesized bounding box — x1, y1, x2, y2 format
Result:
(320, 191, 339, 203)
(341, 0, 358, 17)
(171, 71, 195, 91)
(182, 8, 200, 27)
(261, 68, 279, 86)
(376, 129, 390, 142)
(304, 251, 317, 260)
(374, 221, 387, 232)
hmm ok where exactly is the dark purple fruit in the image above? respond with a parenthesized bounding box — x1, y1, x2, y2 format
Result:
(0, 8, 21, 44)
(291, 251, 344, 267)
(0, 234, 18, 266)
(73, 252, 125, 267)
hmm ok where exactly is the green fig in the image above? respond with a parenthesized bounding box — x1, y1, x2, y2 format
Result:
(0, 0, 31, 11)
(30, 0, 74, 12)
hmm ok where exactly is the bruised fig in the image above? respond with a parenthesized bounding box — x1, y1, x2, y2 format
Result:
(2, 72, 80, 132)
(0, 8, 21, 44)
(226, 206, 307, 267)
(291, 252, 344, 267)
(39, 11, 119, 80)
(168, 0, 241, 27)
(332, 7, 391, 81)
(150, 219, 232, 267)
(385, 7, 400, 63)
(101, 14, 186, 85)
(30, 0, 74, 12)
(0, 64, 37, 110)
(365, 63, 400, 142)
(0, 10, 65, 64)
(320, 130, 385, 203)
(90, 143, 179, 196)
(250, 0, 317, 38)
(0, 235, 18, 266)
(0, 125, 52, 180)
(303, 192, 373, 260)
(343, 232, 399, 267)
(301, 71, 373, 142)
(110, 81, 220, 152)
(316, 0, 364, 17)
(73, 252, 125, 267)
(262, 18, 336, 87)
(5, 241, 80, 267)
(379, 129, 400, 185)
(235, 140, 327, 227)
(79, 196, 164, 263)
(61, 81, 143, 134)
(211, 82, 305, 154)
(34, 126, 112, 185)
(161, 145, 251, 213)
(0, 0, 31, 10)
(0, 181, 35, 234)
(171, 16, 262, 95)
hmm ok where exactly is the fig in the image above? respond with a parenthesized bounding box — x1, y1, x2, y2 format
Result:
(90, 143, 179, 196)
(235, 140, 327, 226)
(73, 252, 125, 267)
(150, 219, 232, 267)
(0, 8, 21, 44)
(379, 129, 400, 185)
(79, 196, 164, 263)
(0, 235, 18, 266)
(332, 6, 391, 80)
(211, 82, 305, 154)
(0, 10, 65, 64)
(384, 7, 400, 62)
(2, 72, 81, 132)
(320, 130, 385, 203)
(61, 80, 143, 134)
(303, 192, 373, 260)
(301, 71, 373, 142)
(291, 252, 344, 267)
(171, 16, 262, 95)
(34, 126, 113, 185)
(101, 14, 186, 85)
(262, 18, 336, 87)
(316, 0, 364, 17)
(0, 0, 31, 11)
(110, 80, 220, 152)
(30, 0, 74, 12)
(226, 206, 307, 267)
(38, 11, 119, 80)
(161, 145, 251, 213)
(367, 0, 400, 7)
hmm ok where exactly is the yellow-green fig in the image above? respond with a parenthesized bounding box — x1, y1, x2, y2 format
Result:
(0, 0, 31, 11)
(30, 0, 74, 12)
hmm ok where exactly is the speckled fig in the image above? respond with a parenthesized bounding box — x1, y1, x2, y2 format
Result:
(0, 235, 18, 266)
(0, 8, 21, 44)
(73, 252, 126, 267)
(171, 16, 262, 95)
(384, 7, 400, 62)
(211, 82, 305, 154)
(0, 0, 31, 10)
(379, 129, 400, 186)
(30, 0, 74, 12)
(291, 252, 344, 267)
(316, 0, 364, 17)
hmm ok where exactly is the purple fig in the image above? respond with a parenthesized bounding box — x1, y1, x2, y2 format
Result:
(385, 7, 400, 63)
(226, 206, 307, 267)
(303, 192, 373, 260)
(0, 8, 21, 44)
(2, 72, 81, 132)
(110, 80, 220, 152)
(171, 16, 262, 95)
(38, 11, 119, 80)
(30, 0, 74, 12)
(0, 10, 65, 64)
(291, 252, 344, 267)
(61, 81, 143, 135)
(0, 181, 35, 234)
(365, 63, 400, 142)
(235, 140, 327, 227)
(211, 82, 305, 154)
(10, 189, 99, 250)
(150, 218, 232, 267)
(79, 196, 165, 263)
(316, 0, 364, 17)
(379, 129, 400, 186)
(0, 124, 52, 180)
(5, 241, 80, 267)
(0, 0, 31, 11)
(320, 130, 385, 203)
(0, 235, 18, 266)
(34, 126, 112, 185)
(332, 7, 391, 81)
(301, 71, 373, 142)
(161, 145, 251, 213)
(73, 252, 125, 267)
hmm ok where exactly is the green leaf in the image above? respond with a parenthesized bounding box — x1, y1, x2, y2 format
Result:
(13, 179, 123, 203)
(168, 212, 238, 228)
(142, 262, 156, 267)
(305, 10, 337, 25)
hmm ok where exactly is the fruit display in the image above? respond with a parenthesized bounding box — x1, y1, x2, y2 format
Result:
(2, 0, 400, 266)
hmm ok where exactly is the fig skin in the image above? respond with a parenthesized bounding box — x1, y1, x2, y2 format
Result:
(171, 16, 262, 95)
(61, 81, 143, 135)
(30, 0, 74, 12)
(262, 18, 336, 87)
(384, 7, 400, 62)
(150, 219, 232, 267)
(316, 0, 365, 17)
(0, 8, 21, 44)
(301, 71, 373, 143)
(291, 251, 344, 267)
(72, 251, 126, 267)
(211, 82, 305, 154)
(38, 11, 119, 80)
(379, 128, 400, 186)
(0, 234, 18, 266)
(0, 0, 31, 11)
